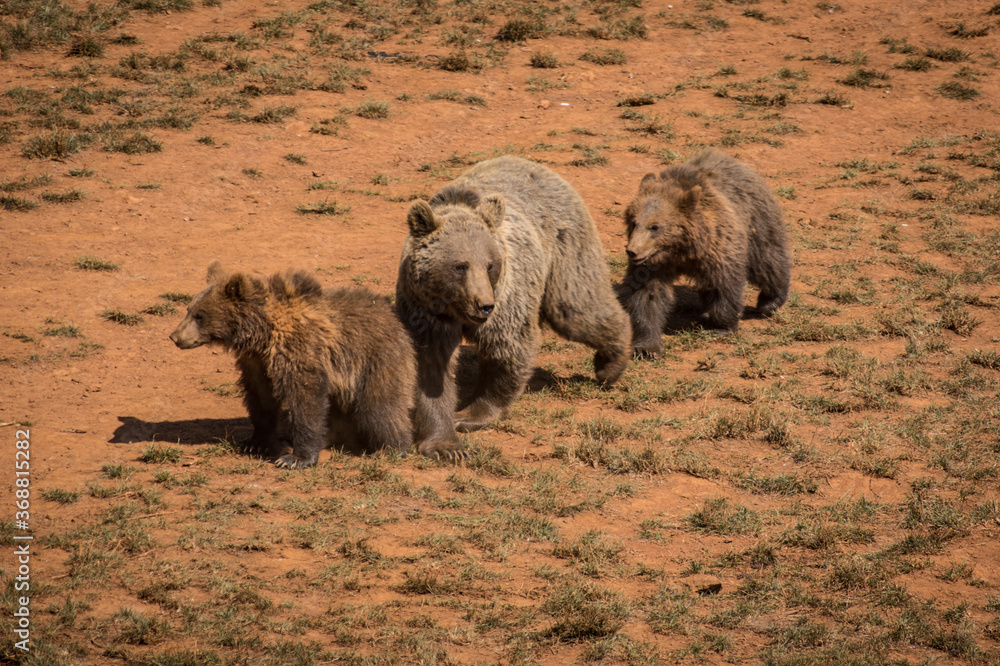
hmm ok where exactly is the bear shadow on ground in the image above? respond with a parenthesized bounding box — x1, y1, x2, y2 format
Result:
(112, 415, 380, 458)
(454, 345, 603, 405)
(111, 415, 249, 446)
(662, 285, 769, 333)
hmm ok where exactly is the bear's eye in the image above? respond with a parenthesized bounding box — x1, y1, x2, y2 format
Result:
(487, 262, 495, 273)
(193, 313, 204, 322)
(649, 224, 660, 233)
(454, 263, 468, 274)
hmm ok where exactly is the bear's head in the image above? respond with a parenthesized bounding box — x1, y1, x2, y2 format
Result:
(169, 261, 268, 351)
(624, 167, 712, 266)
(402, 188, 504, 326)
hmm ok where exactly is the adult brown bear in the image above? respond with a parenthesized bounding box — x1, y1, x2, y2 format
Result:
(396, 156, 632, 459)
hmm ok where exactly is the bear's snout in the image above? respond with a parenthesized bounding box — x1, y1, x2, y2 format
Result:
(169, 329, 192, 349)
(467, 299, 495, 324)
(626, 246, 649, 265)
(169, 321, 203, 349)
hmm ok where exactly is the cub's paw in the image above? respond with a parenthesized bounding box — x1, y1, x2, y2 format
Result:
(275, 453, 318, 470)
(698, 312, 739, 335)
(418, 439, 467, 462)
(595, 350, 629, 385)
(754, 298, 785, 318)
(455, 403, 502, 433)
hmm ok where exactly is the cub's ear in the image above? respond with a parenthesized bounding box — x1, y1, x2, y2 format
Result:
(206, 260, 226, 283)
(479, 194, 505, 229)
(638, 172, 659, 190)
(223, 273, 252, 301)
(407, 200, 440, 235)
(623, 202, 637, 233)
(678, 184, 703, 213)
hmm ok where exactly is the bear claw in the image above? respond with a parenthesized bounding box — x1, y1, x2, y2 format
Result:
(632, 346, 661, 360)
(239, 437, 271, 457)
(419, 440, 467, 462)
(275, 454, 317, 469)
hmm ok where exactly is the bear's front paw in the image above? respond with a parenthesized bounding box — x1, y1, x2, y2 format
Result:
(239, 436, 273, 457)
(275, 453, 318, 469)
(631, 340, 662, 361)
(698, 312, 739, 334)
(418, 439, 467, 462)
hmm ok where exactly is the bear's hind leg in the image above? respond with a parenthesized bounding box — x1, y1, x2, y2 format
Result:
(353, 399, 413, 455)
(699, 277, 745, 333)
(755, 286, 788, 317)
(752, 261, 791, 317)
(549, 307, 632, 384)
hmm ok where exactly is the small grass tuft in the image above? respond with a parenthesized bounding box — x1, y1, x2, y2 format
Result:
(540, 582, 630, 640)
(839, 68, 890, 88)
(1, 196, 38, 211)
(41, 190, 85, 204)
(896, 55, 933, 72)
(348, 98, 390, 119)
(67, 36, 105, 58)
(948, 22, 989, 39)
(530, 52, 559, 68)
(438, 50, 481, 72)
(101, 309, 144, 326)
(75, 255, 120, 272)
(580, 48, 628, 66)
(495, 18, 546, 42)
(925, 46, 970, 62)
(968, 349, 1000, 370)
(296, 201, 351, 216)
(42, 488, 80, 504)
(22, 131, 93, 159)
(936, 81, 980, 100)
(139, 443, 183, 464)
(103, 130, 162, 155)
(688, 497, 764, 536)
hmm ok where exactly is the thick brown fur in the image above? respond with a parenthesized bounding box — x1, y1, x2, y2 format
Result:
(619, 149, 792, 357)
(396, 156, 632, 459)
(170, 261, 416, 469)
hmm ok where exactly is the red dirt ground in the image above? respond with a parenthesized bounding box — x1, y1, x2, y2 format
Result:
(2, 0, 1000, 663)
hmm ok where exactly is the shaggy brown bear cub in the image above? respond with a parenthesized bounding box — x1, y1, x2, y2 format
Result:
(619, 149, 791, 357)
(396, 156, 632, 459)
(170, 261, 416, 469)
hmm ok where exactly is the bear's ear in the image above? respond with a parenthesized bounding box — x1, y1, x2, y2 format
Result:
(638, 172, 659, 190)
(206, 260, 226, 283)
(223, 273, 253, 301)
(479, 194, 505, 229)
(623, 202, 637, 233)
(678, 184, 703, 214)
(407, 200, 441, 235)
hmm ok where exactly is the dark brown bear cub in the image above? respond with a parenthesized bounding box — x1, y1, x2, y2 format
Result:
(170, 261, 416, 469)
(619, 149, 791, 357)
(396, 156, 632, 460)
